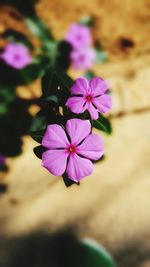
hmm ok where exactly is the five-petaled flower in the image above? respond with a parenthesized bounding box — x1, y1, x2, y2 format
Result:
(66, 77, 112, 120)
(1, 42, 32, 69)
(42, 119, 104, 182)
(65, 23, 92, 49)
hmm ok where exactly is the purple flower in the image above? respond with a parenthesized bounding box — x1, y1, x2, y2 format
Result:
(71, 47, 95, 71)
(0, 155, 6, 165)
(1, 43, 32, 69)
(65, 23, 92, 49)
(66, 77, 112, 120)
(42, 119, 104, 182)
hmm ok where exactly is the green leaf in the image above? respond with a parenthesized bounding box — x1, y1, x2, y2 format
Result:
(55, 71, 74, 104)
(30, 129, 45, 143)
(26, 17, 54, 42)
(72, 238, 116, 267)
(30, 111, 47, 132)
(42, 70, 59, 98)
(0, 87, 16, 115)
(84, 71, 95, 80)
(79, 16, 94, 27)
(46, 95, 59, 103)
(19, 57, 50, 85)
(56, 70, 74, 90)
(33, 145, 45, 159)
(56, 41, 72, 70)
(63, 174, 79, 187)
(0, 98, 32, 157)
(93, 114, 112, 134)
(94, 48, 108, 64)
(0, 104, 8, 115)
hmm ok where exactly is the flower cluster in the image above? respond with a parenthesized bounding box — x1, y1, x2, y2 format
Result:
(0, 14, 112, 185)
(41, 76, 112, 183)
(65, 23, 95, 70)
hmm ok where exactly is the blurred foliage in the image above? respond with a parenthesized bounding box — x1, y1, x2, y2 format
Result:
(0, 230, 116, 267)
(1, 29, 34, 50)
(0, 87, 16, 115)
(25, 17, 54, 43)
(0, 0, 40, 17)
(0, 98, 32, 157)
(0, 57, 49, 87)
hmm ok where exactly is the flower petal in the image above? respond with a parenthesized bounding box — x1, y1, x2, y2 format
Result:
(77, 133, 104, 160)
(87, 103, 99, 120)
(66, 153, 94, 182)
(71, 48, 95, 71)
(71, 77, 89, 95)
(90, 77, 109, 96)
(42, 149, 68, 176)
(42, 124, 69, 149)
(93, 95, 112, 113)
(66, 118, 91, 145)
(66, 96, 86, 114)
(65, 23, 92, 49)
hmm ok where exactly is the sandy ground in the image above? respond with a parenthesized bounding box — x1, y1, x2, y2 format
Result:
(0, 0, 150, 266)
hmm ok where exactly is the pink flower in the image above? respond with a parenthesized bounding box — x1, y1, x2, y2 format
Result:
(65, 23, 92, 49)
(71, 47, 95, 70)
(66, 77, 112, 120)
(1, 43, 32, 69)
(0, 155, 6, 165)
(42, 119, 104, 182)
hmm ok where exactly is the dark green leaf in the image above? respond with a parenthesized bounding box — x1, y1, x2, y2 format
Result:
(30, 129, 45, 143)
(42, 70, 59, 98)
(63, 174, 79, 187)
(0, 164, 8, 173)
(93, 114, 112, 134)
(33, 145, 46, 159)
(0, 104, 8, 115)
(0, 87, 16, 115)
(30, 111, 47, 132)
(19, 57, 50, 85)
(55, 71, 74, 104)
(56, 70, 74, 90)
(46, 95, 59, 103)
(0, 98, 32, 157)
(56, 41, 72, 71)
(70, 238, 116, 267)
